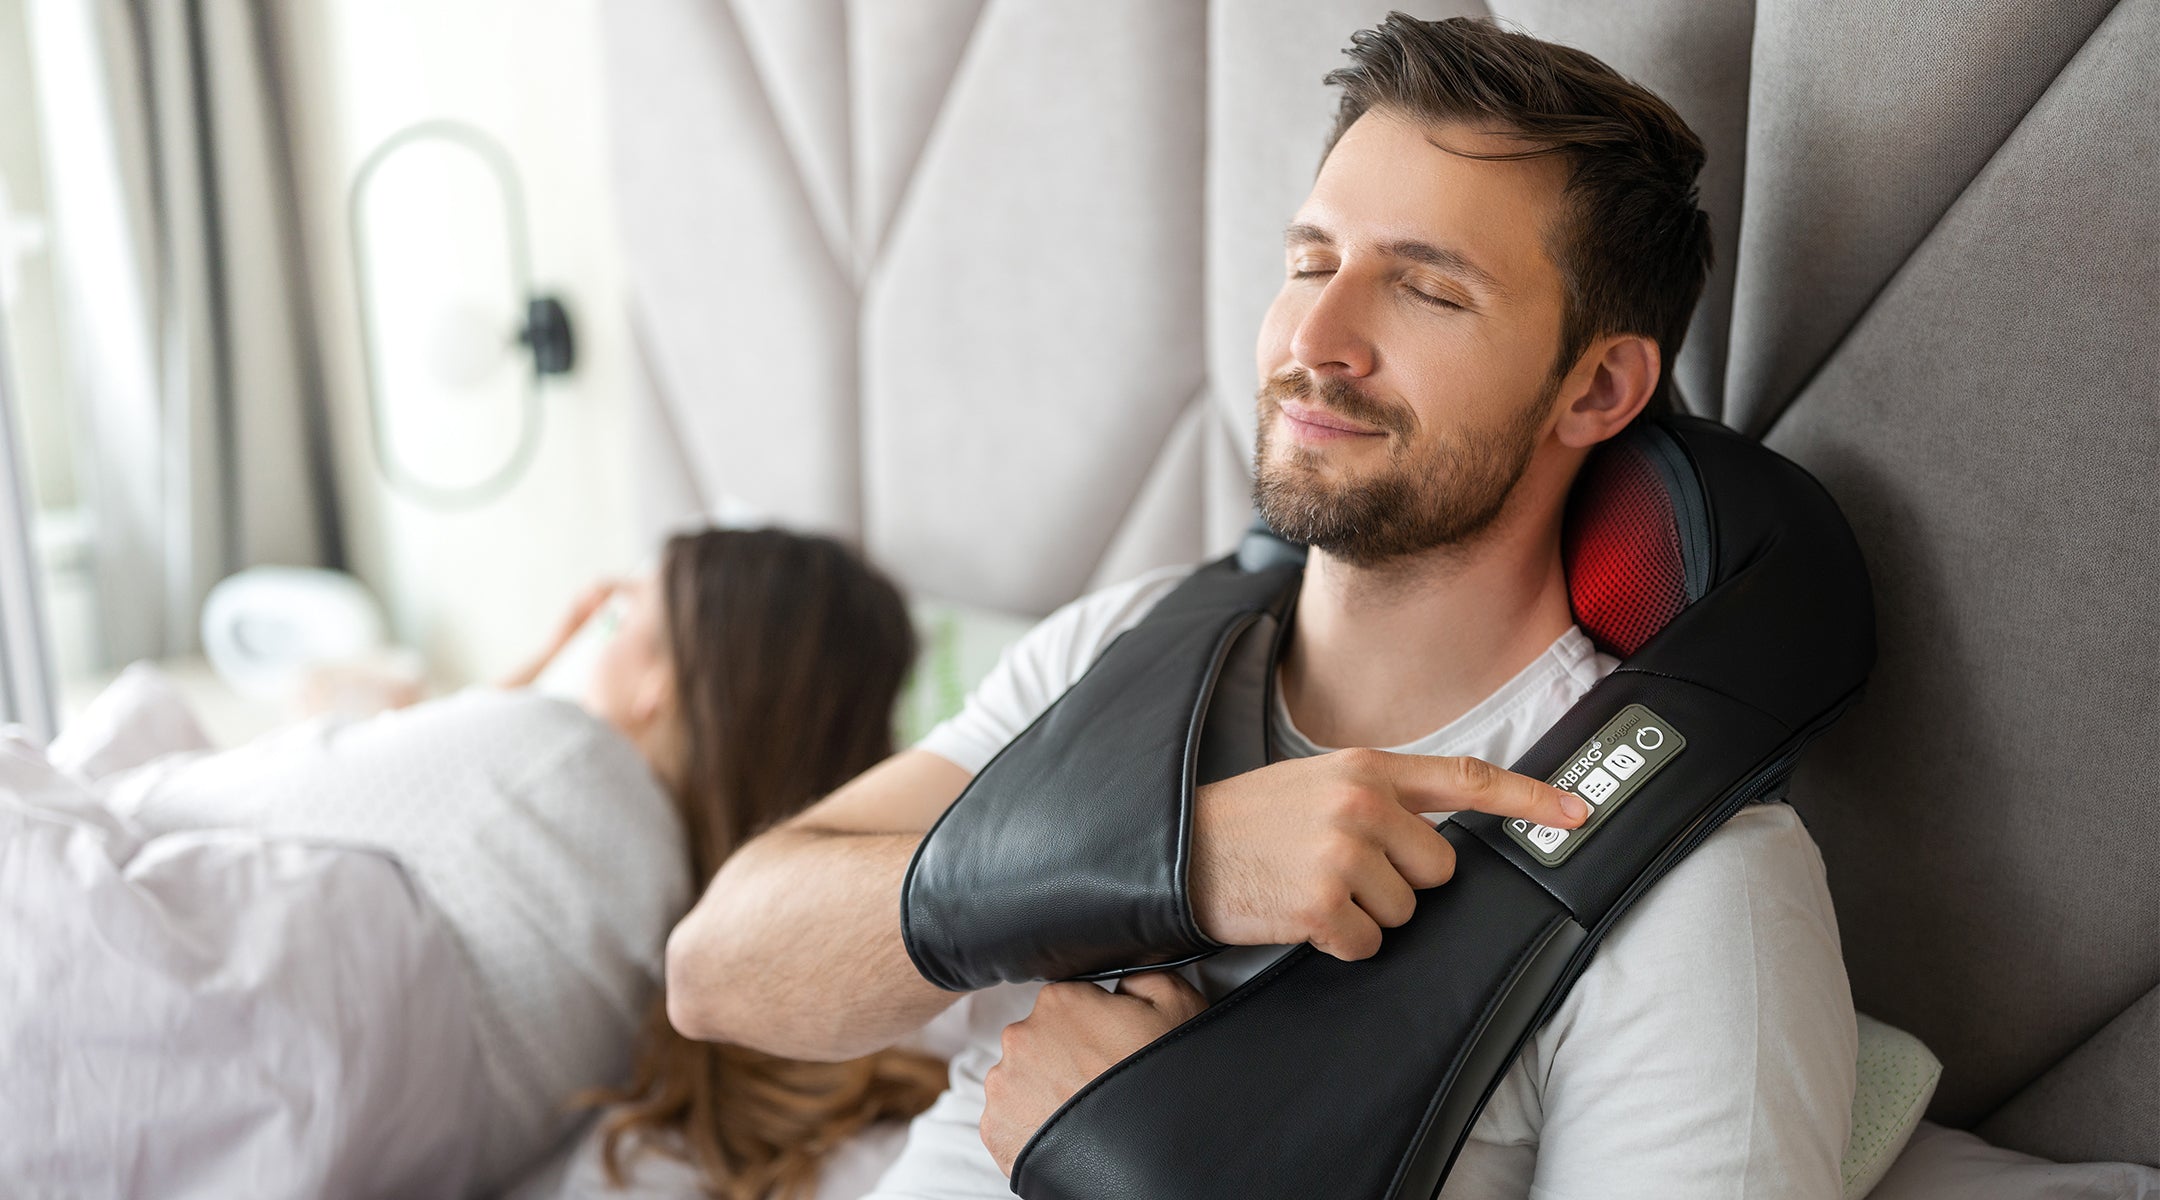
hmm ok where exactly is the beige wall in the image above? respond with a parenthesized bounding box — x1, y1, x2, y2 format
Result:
(283, 0, 643, 687)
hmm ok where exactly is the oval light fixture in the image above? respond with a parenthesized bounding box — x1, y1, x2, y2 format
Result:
(347, 120, 573, 509)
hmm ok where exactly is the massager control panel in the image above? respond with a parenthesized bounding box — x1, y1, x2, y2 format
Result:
(1507, 704, 1686, 868)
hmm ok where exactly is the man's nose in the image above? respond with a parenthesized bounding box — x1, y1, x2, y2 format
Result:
(1288, 275, 1377, 379)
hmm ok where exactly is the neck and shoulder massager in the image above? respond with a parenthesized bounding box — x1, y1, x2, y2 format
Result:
(902, 415, 1875, 1199)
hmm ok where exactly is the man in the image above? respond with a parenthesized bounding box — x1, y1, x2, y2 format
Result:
(666, 15, 1856, 1198)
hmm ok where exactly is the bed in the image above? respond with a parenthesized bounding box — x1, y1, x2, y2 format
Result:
(597, 0, 2159, 1193)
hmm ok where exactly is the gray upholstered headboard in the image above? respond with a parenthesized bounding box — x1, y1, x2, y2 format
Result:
(600, 0, 2158, 1167)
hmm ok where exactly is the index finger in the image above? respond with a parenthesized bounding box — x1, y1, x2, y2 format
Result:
(1377, 753, 1588, 828)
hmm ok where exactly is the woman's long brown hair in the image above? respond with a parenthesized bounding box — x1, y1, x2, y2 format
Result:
(586, 527, 947, 1198)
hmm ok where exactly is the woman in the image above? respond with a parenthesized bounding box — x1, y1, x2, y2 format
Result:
(571, 526, 951, 1199)
(108, 527, 944, 1196)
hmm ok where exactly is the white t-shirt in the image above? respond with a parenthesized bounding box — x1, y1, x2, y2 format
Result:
(108, 688, 691, 1180)
(870, 565, 1857, 1199)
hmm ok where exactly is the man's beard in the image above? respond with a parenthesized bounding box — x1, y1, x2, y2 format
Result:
(1251, 369, 1553, 567)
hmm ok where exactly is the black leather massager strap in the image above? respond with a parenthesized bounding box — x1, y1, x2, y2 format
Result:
(906, 417, 1874, 1199)
(900, 547, 1301, 990)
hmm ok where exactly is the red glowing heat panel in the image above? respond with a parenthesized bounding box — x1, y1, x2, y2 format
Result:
(1564, 442, 1688, 657)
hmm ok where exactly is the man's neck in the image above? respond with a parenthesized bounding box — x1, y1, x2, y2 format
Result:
(1277, 499, 1576, 751)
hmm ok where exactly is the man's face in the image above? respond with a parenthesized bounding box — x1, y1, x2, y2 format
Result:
(1253, 110, 1575, 566)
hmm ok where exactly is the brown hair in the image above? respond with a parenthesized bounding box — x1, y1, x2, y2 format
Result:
(586, 527, 946, 1198)
(1322, 13, 1712, 414)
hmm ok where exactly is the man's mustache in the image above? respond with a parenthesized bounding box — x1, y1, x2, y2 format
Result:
(1256, 369, 1411, 437)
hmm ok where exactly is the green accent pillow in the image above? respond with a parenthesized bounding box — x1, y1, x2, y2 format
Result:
(896, 600, 1037, 747)
(1846, 1013, 1944, 1198)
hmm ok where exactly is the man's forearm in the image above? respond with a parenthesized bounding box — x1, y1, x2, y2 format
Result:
(664, 824, 956, 1061)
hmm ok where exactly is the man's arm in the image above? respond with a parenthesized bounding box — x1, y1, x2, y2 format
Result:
(664, 566, 1200, 1062)
(667, 741, 1587, 1065)
(664, 747, 974, 1061)
(663, 556, 1590, 1069)
(1512, 803, 1856, 1198)
(978, 749, 1590, 1172)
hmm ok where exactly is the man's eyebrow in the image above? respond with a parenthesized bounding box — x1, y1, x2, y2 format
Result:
(1381, 238, 1506, 296)
(1282, 223, 1506, 297)
(1283, 222, 1333, 248)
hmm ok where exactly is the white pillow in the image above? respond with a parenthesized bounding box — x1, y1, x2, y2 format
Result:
(1869, 1121, 2160, 1200)
(46, 661, 213, 782)
(1845, 1012, 1945, 1198)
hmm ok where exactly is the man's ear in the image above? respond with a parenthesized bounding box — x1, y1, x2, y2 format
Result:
(1554, 333, 1660, 449)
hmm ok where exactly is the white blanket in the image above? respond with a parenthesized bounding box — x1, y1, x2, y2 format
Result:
(0, 732, 498, 1198)
(2, 666, 689, 1198)
(102, 683, 689, 1172)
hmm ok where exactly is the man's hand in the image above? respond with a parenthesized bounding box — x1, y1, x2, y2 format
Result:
(1189, 748, 1589, 960)
(980, 972, 1208, 1176)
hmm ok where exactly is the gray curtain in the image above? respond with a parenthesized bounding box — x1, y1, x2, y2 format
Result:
(26, 0, 339, 667)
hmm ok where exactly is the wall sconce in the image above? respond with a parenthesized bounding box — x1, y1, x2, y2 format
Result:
(347, 120, 573, 509)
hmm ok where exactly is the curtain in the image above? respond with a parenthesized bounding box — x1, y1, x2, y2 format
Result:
(24, 0, 340, 667)
(0, 305, 56, 738)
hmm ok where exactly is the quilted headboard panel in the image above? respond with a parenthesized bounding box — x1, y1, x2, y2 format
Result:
(601, 0, 2158, 1166)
